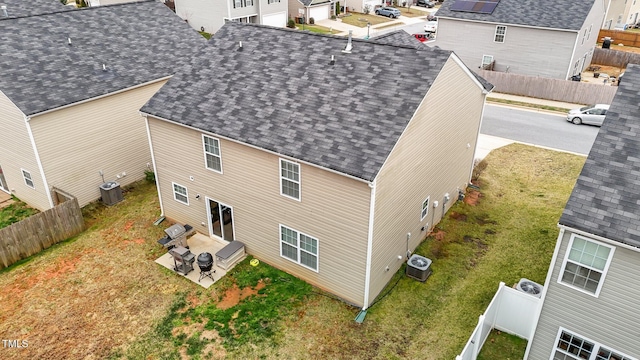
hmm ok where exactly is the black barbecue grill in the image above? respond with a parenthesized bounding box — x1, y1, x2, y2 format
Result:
(169, 246, 195, 275)
(197, 252, 215, 282)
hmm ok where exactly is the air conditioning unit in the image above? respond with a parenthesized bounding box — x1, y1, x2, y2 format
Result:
(406, 254, 432, 282)
(100, 181, 123, 206)
(516, 278, 544, 298)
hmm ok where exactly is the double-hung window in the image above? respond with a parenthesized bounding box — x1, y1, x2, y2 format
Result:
(494, 25, 506, 43)
(280, 225, 318, 271)
(172, 182, 189, 205)
(421, 196, 430, 220)
(558, 234, 614, 296)
(280, 159, 300, 200)
(22, 169, 34, 189)
(203, 135, 222, 173)
(553, 328, 636, 360)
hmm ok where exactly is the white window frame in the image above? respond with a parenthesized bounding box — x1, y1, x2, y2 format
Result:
(172, 182, 189, 205)
(557, 234, 615, 297)
(481, 55, 493, 68)
(279, 224, 319, 272)
(550, 327, 637, 360)
(279, 158, 301, 201)
(494, 25, 506, 43)
(581, 28, 587, 45)
(420, 196, 430, 221)
(587, 24, 592, 40)
(202, 134, 223, 174)
(21, 168, 35, 189)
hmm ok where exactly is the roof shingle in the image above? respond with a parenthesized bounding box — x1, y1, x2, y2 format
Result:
(142, 22, 490, 181)
(0, 0, 207, 116)
(435, 0, 595, 31)
(560, 64, 640, 248)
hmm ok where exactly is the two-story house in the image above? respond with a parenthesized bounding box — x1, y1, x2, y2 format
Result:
(603, 0, 640, 29)
(0, 0, 206, 210)
(0, 0, 64, 18)
(524, 64, 640, 360)
(288, 0, 333, 23)
(174, 0, 288, 33)
(434, 0, 606, 79)
(140, 22, 493, 308)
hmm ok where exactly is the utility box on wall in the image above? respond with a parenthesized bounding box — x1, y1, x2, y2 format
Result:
(100, 181, 123, 206)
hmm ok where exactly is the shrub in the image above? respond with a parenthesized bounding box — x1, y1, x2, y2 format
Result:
(309, 17, 315, 25)
(287, 18, 296, 28)
(144, 170, 156, 183)
(336, 1, 341, 15)
(363, 4, 371, 14)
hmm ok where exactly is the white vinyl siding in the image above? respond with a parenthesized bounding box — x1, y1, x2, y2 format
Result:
(552, 328, 636, 360)
(558, 234, 614, 297)
(494, 25, 506, 42)
(203, 135, 222, 173)
(21, 169, 35, 189)
(421, 196, 430, 220)
(172, 182, 189, 205)
(280, 159, 300, 200)
(280, 225, 318, 272)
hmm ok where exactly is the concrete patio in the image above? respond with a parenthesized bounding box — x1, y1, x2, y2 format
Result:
(0, 191, 13, 209)
(155, 233, 245, 289)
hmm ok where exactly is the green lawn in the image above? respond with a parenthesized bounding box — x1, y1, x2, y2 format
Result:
(340, 13, 392, 27)
(295, 24, 336, 34)
(0, 144, 585, 359)
(0, 197, 39, 229)
(478, 329, 528, 360)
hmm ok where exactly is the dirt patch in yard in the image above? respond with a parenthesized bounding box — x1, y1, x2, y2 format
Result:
(449, 212, 467, 221)
(464, 189, 481, 206)
(217, 280, 266, 310)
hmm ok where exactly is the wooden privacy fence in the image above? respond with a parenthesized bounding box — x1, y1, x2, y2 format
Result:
(598, 29, 640, 48)
(0, 188, 84, 269)
(476, 70, 618, 105)
(591, 47, 640, 68)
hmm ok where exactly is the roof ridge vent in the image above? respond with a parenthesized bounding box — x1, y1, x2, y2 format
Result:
(342, 30, 353, 53)
(1, 5, 8, 18)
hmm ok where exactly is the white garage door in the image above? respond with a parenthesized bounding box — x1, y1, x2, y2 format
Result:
(309, 5, 330, 21)
(262, 12, 286, 28)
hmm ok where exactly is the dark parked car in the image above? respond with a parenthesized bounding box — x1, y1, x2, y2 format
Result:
(416, 0, 436, 7)
(375, 6, 402, 18)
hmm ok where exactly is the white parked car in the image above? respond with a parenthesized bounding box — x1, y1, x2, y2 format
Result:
(424, 20, 437, 33)
(566, 104, 610, 126)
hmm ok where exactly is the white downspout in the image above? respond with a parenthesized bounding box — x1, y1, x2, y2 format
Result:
(362, 179, 376, 309)
(25, 116, 54, 209)
(523, 227, 565, 359)
(144, 114, 164, 216)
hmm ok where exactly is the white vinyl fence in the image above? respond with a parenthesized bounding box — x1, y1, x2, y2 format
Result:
(456, 282, 540, 360)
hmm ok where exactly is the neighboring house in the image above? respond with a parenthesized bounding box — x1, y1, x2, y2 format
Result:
(524, 64, 640, 359)
(0, 0, 63, 18)
(603, 0, 640, 29)
(86, 0, 144, 6)
(347, 0, 381, 14)
(0, 0, 206, 211)
(288, 0, 333, 22)
(434, 0, 606, 79)
(140, 22, 493, 308)
(174, 0, 288, 34)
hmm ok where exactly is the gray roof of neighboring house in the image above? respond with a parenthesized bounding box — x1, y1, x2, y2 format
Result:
(0, 0, 207, 116)
(559, 64, 640, 249)
(141, 22, 492, 182)
(298, 0, 332, 6)
(0, 0, 64, 19)
(371, 30, 424, 48)
(435, 0, 595, 31)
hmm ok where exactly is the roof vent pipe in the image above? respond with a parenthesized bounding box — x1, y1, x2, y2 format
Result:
(1, 5, 8, 17)
(102, 64, 107, 72)
(330, 55, 335, 65)
(68, 37, 72, 46)
(238, 41, 243, 51)
(342, 30, 353, 53)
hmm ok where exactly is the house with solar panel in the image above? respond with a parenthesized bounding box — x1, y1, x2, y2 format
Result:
(434, 0, 606, 79)
(140, 22, 494, 308)
(0, 0, 206, 210)
(523, 64, 640, 359)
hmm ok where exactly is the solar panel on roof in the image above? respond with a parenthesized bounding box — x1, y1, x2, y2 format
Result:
(450, 0, 500, 14)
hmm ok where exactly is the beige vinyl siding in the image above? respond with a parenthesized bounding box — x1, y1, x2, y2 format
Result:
(435, 19, 577, 79)
(0, 91, 50, 210)
(28, 81, 164, 207)
(527, 230, 640, 359)
(368, 56, 485, 303)
(148, 117, 371, 306)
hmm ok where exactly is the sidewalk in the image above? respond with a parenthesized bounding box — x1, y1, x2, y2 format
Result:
(487, 92, 585, 111)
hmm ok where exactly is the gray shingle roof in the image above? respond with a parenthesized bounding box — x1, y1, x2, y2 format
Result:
(299, 0, 331, 6)
(559, 64, 640, 248)
(0, 0, 64, 19)
(0, 0, 207, 116)
(141, 22, 490, 181)
(371, 30, 424, 48)
(435, 0, 595, 31)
